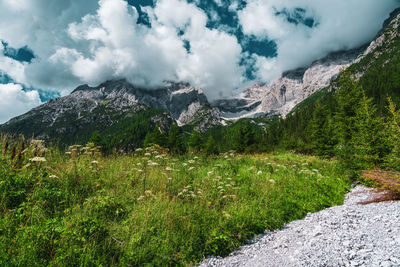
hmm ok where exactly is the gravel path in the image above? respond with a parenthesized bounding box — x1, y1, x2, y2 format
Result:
(200, 186, 400, 267)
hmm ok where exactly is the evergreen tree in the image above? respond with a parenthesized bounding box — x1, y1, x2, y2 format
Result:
(205, 135, 218, 155)
(188, 130, 203, 152)
(334, 71, 363, 162)
(385, 98, 400, 170)
(144, 125, 167, 148)
(351, 91, 383, 169)
(310, 103, 335, 157)
(167, 124, 185, 154)
(234, 120, 256, 152)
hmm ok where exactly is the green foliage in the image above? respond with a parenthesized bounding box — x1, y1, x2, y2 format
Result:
(144, 125, 168, 148)
(205, 135, 218, 155)
(167, 124, 185, 154)
(188, 130, 203, 152)
(0, 137, 350, 266)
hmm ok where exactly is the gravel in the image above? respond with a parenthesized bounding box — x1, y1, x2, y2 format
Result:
(200, 186, 400, 267)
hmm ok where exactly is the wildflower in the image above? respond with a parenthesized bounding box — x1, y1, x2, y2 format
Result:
(197, 190, 202, 195)
(145, 153, 151, 157)
(137, 196, 145, 201)
(191, 193, 196, 198)
(182, 163, 187, 166)
(227, 178, 232, 181)
(188, 160, 195, 164)
(135, 148, 143, 152)
(49, 174, 58, 178)
(65, 151, 72, 155)
(257, 171, 263, 175)
(194, 156, 199, 159)
(30, 157, 46, 162)
(207, 171, 214, 176)
(166, 167, 173, 171)
(91, 160, 99, 165)
(168, 177, 172, 182)
(148, 160, 159, 166)
(269, 179, 276, 184)
(155, 155, 162, 159)
(188, 167, 195, 171)
(217, 186, 223, 190)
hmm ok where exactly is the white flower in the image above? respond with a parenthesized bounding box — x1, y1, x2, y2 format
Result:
(188, 167, 195, 171)
(166, 167, 173, 171)
(49, 174, 58, 178)
(182, 163, 187, 166)
(30, 157, 46, 162)
(137, 196, 145, 201)
(91, 160, 99, 165)
(135, 148, 143, 152)
(257, 171, 262, 175)
(145, 153, 151, 157)
(188, 160, 195, 164)
(269, 179, 276, 184)
(207, 171, 214, 176)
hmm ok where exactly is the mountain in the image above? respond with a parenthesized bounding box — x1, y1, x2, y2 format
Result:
(1, 8, 399, 149)
(0, 80, 220, 146)
(214, 46, 365, 120)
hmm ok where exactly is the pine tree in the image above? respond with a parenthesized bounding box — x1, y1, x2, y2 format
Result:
(310, 103, 335, 157)
(205, 135, 218, 155)
(167, 124, 185, 154)
(144, 125, 167, 148)
(188, 130, 203, 152)
(351, 91, 383, 169)
(334, 71, 363, 162)
(385, 98, 400, 170)
(234, 120, 256, 152)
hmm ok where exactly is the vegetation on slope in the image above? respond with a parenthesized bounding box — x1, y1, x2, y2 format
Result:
(0, 136, 350, 266)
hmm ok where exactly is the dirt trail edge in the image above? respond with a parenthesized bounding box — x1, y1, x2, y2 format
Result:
(200, 186, 400, 267)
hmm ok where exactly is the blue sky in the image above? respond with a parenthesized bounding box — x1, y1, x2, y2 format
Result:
(0, 0, 399, 123)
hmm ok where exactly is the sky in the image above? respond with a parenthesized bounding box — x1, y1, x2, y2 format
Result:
(0, 0, 399, 123)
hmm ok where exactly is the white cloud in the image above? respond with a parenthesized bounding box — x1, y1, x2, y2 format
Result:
(52, 0, 244, 99)
(0, 83, 42, 124)
(0, 0, 399, 115)
(239, 0, 400, 82)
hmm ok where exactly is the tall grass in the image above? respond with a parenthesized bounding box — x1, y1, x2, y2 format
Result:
(0, 136, 350, 266)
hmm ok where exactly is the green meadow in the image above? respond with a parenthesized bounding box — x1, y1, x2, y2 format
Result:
(0, 137, 350, 266)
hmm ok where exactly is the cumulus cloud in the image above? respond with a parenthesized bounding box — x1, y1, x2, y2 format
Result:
(53, 0, 244, 99)
(0, 0, 399, 109)
(0, 83, 42, 124)
(239, 0, 400, 81)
